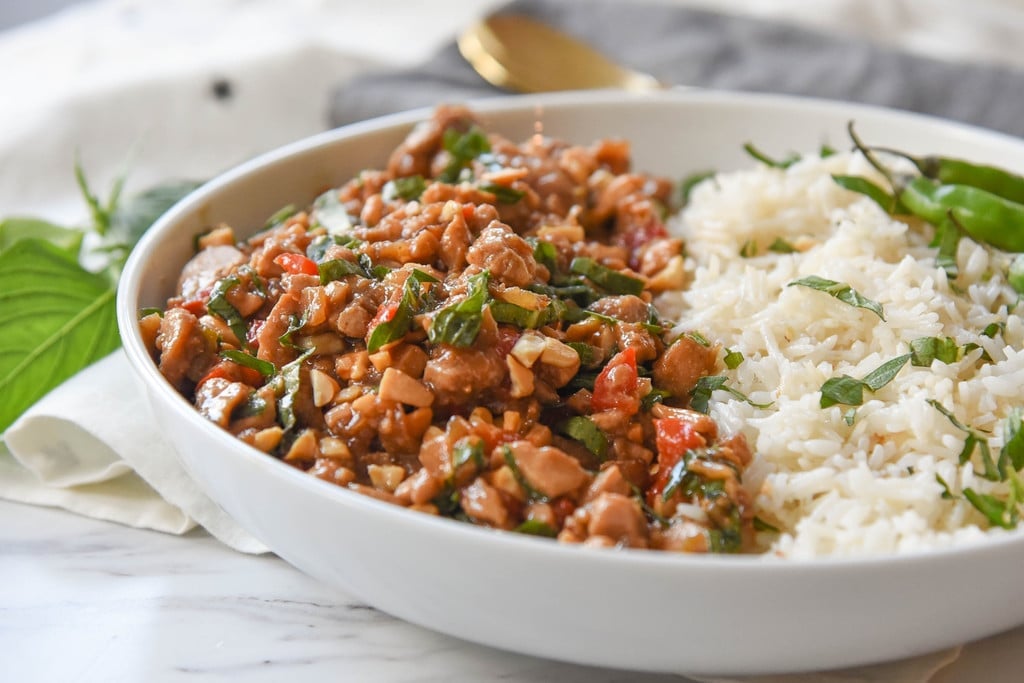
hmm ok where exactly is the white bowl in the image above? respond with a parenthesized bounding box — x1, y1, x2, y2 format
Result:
(117, 90, 1024, 676)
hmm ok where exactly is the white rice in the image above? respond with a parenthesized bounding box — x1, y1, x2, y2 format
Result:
(659, 152, 1024, 558)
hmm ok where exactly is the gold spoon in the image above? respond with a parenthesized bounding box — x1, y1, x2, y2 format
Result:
(457, 13, 664, 93)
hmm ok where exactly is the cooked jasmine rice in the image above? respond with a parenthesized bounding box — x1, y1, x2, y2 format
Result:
(659, 152, 1024, 558)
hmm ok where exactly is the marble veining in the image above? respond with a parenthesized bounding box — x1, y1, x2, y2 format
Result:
(2, 499, 1023, 682)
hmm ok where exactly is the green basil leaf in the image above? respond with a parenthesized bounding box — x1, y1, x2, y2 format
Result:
(1000, 408, 1024, 476)
(690, 375, 771, 413)
(108, 180, 202, 247)
(910, 336, 960, 367)
(819, 375, 865, 408)
(311, 188, 355, 236)
(723, 349, 744, 369)
(679, 170, 714, 204)
(277, 349, 313, 433)
(0, 218, 83, 256)
(220, 349, 276, 377)
(743, 142, 800, 169)
(439, 126, 491, 183)
(767, 237, 798, 254)
(318, 258, 368, 283)
(451, 437, 486, 476)
(788, 275, 885, 320)
(569, 257, 645, 296)
(0, 239, 119, 432)
(428, 271, 490, 347)
(963, 487, 1017, 529)
(501, 445, 547, 502)
(557, 415, 609, 460)
(514, 519, 558, 538)
(263, 204, 297, 230)
(861, 354, 910, 391)
(753, 516, 780, 533)
(383, 175, 427, 201)
(479, 183, 525, 204)
(207, 276, 249, 349)
(367, 277, 421, 353)
(843, 407, 858, 425)
(739, 240, 758, 258)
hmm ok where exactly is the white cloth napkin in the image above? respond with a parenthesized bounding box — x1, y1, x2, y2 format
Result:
(0, 350, 268, 553)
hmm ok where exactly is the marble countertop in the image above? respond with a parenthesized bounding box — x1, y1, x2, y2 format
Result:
(3, 497, 1024, 682)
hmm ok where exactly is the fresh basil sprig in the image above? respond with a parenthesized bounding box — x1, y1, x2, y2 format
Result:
(819, 354, 910, 408)
(428, 270, 490, 347)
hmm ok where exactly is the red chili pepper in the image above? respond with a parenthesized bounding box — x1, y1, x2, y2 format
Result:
(246, 318, 266, 350)
(273, 252, 319, 276)
(371, 300, 399, 327)
(196, 360, 264, 389)
(180, 299, 207, 317)
(592, 347, 640, 415)
(648, 417, 706, 504)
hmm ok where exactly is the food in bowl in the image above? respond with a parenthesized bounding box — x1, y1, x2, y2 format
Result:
(140, 105, 1024, 558)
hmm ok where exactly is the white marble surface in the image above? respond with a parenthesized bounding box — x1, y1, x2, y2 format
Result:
(4, 497, 1024, 682)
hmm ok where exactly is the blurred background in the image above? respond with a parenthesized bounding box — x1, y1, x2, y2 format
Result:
(3, 0, 1024, 223)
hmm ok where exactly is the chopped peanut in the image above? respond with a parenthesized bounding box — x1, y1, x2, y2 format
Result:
(368, 464, 407, 492)
(378, 367, 434, 407)
(310, 368, 339, 407)
(506, 355, 535, 398)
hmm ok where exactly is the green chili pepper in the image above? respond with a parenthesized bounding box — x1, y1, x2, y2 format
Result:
(899, 177, 1024, 253)
(870, 147, 1024, 205)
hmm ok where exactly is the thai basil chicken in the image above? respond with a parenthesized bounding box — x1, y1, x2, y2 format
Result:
(141, 106, 756, 553)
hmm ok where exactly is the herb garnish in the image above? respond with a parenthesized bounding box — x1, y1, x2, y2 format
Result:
(439, 126, 491, 184)
(557, 415, 609, 460)
(788, 275, 885, 320)
(819, 354, 910, 408)
(382, 175, 427, 202)
(207, 276, 250, 349)
(366, 276, 422, 353)
(569, 257, 645, 296)
(690, 375, 772, 413)
(220, 350, 275, 377)
(428, 270, 490, 347)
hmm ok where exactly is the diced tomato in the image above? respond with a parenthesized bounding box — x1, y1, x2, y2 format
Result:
(494, 326, 520, 358)
(591, 347, 640, 415)
(462, 204, 476, 221)
(371, 300, 399, 327)
(180, 299, 207, 317)
(273, 252, 319, 276)
(648, 417, 706, 504)
(197, 360, 264, 389)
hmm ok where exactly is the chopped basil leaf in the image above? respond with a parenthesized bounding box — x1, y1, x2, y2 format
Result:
(557, 415, 609, 460)
(927, 399, 999, 481)
(752, 516, 780, 533)
(479, 183, 525, 204)
(935, 474, 956, 500)
(439, 126, 491, 183)
(1008, 255, 1024, 294)
(233, 392, 268, 420)
(999, 408, 1024, 476)
(263, 204, 296, 230)
(306, 233, 362, 262)
(532, 239, 560, 273)
(963, 487, 1018, 529)
(489, 299, 556, 329)
(862, 354, 911, 391)
(982, 322, 1004, 340)
(767, 237, 798, 254)
(843, 408, 857, 426)
(932, 218, 961, 279)
(207, 276, 249, 350)
(661, 449, 732, 501)
(641, 387, 671, 411)
(820, 354, 909, 408)
(428, 270, 490, 347)
(743, 142, 800, 169)
(569, 257, 645, 296)
(685, 330, 710, 347)
(566, 341, 596, 367)
(277, 349, 313, 432)
(819, 144, 838, 158)
(451, 437, 486, 476)
(723, 349, 744, 369)
(910, 336, 960, 367)
(220, 349, 275, 377)
(739, 240, 758, 258)
(514, 519, 558, 538)
(432, 487, 462, 516)
(279, 313, 305, 348)
(318, 258, 368, 283)
(311, 189, 354, 236)
(500, 445, 547, 502)
(367, 277, 422, 352)
(679, 170, 714, 204)
(690, 375, 772, 413)
(382, 175, 427, 202)
(788, 275, 885, 320)
(410, 268, 440, 283)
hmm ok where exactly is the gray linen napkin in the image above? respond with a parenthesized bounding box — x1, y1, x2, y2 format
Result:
(328, 0, 1024, 138)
